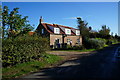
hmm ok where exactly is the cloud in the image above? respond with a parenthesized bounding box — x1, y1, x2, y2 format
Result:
(63, 17, 77, 20)
(63, 15, 93, 20)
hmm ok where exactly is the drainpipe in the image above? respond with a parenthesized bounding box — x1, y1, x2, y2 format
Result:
(62, 34, 67, 48)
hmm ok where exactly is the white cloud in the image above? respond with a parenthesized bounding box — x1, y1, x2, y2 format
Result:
(63, 16, 84, 20)
(63, 17, 77, 20)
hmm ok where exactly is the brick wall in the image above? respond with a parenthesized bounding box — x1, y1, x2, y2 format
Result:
(50, 34, 62, 45)
(50, 34, 82, 46)
(64, 35, 82, 46)
(36, 24, 50, 36)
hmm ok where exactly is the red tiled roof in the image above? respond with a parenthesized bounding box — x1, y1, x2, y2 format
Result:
(41, 23, 54, 34)
(29, 32, 35, 35)
(58, 25, 75, 29)
(41, 23, 78, 35)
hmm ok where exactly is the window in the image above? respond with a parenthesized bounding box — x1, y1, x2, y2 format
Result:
(54, 28, 60, 34)
(67, 39, 72, 46)
(55, 38, 60, 44)
(65, 28, 71, 35)
(67, 39, 71, 44)
(76, 30, 80, 35)
(42, 28, 44, 34)
(77, 39, 80, 45)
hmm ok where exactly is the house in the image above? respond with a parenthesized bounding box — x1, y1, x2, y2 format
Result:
(36, 17, 82, 48)
(28, 31, 35, 35)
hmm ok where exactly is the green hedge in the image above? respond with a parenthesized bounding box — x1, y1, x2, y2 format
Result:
(67, 45, 84, 50)
(2, 35, 49, 67)
(84, 38, 106, 49)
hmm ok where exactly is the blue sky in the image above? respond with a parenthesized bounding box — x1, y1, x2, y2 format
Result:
(1, 0, 119, 2)
(2, 2, 118, 35)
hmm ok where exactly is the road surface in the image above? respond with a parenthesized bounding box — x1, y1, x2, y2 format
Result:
(20, 43, 120, 80)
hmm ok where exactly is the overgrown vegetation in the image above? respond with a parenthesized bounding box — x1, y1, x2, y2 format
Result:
(2, 6, 62, 79)
(2, 35, 49, 67)
(84, 38, 106, 49)
(76, 17, 119, 50)
(2, 34, 63, 78)
(2, 53, 62, 78)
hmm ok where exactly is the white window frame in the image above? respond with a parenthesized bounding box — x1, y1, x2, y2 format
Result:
(54, 28, 60, 34)
(76, 30, 80, 35)
(65, 28, 71, 35)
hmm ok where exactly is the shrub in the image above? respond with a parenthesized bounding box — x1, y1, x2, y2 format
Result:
(110, 39, 118, 44)
(65, 44, 84, 50)
(2, 35, 49, 67)
(72, 45, 85, 50)
(106, 40, 112, 45)
(84, 38, 106, 49)
(106, 39, 118, 45)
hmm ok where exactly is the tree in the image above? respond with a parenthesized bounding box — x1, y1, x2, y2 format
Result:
(115, 33, 118, 39)
(77, 17, 90, 38)
(0, 5, 2, 38)
(2, 6, 9, 38)
(2, 6, 33, 38)
(99, 25, 110, 39)
(77, 17, 91, 48)
(89, 26, 92, 31)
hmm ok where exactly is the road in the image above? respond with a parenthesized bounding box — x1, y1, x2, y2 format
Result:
(20, 43, 120, 80)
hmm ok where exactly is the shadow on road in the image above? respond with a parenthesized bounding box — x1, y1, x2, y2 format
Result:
(21, 44, 120, 80)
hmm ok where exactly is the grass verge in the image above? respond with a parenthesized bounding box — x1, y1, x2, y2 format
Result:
(52, 49, 96, 52)
(51, 44, 111, 52)
(2, 53, 62, 79)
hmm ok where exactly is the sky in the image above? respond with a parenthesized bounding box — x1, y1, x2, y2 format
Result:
(2, 2, 118, 35)
(1, 0, 119, 2)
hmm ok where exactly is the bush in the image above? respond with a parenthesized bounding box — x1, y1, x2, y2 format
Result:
(106, 40, 112, 45)
(72, 45, 85, 50)
(84, 38, 106, 49)
(106, 39, 118, 45)
(2, 35, 49, 67)
(66, 44, 84, 50)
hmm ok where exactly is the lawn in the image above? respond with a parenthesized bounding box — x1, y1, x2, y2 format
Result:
(2, 53, 62, 79)
(52, 49, 96, 52)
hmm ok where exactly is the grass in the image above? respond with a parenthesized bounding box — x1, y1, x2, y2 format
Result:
(2, 53, 62, 79)
(52, 49, 96, 52)
(3, 43, 117, 79)
(52, 44, 113, 52)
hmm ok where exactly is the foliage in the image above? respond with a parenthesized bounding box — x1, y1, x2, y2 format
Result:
(0, 5, 2, 38)
(77, 17, 90, 38)
(106, 39, 118, 45)
(0, 5, 2, 22)
(77, 17, 96, 48)
(67, 45, 84, 50)
(2, 35, 49, 67)
(2, 6, 33, 38)
(84, 38, 106, 49)
(98, 25, 110, 39)
(2, 53, 62, 78)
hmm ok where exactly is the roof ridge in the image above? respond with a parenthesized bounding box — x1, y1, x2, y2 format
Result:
(42, 22, 78, 30)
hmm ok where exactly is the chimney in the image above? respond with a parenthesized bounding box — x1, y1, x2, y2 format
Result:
(40, 16, 43, 24)
(53, 23, 55, 26)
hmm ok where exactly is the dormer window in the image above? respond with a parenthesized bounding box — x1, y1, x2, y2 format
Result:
(76, 30, 80, 35)
(54, 28, 60, 34)
(65, 28, 71, 35)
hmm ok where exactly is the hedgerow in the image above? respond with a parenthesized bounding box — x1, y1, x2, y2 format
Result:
(2, 35, 49, 67)
(84, 38, 106, 49)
